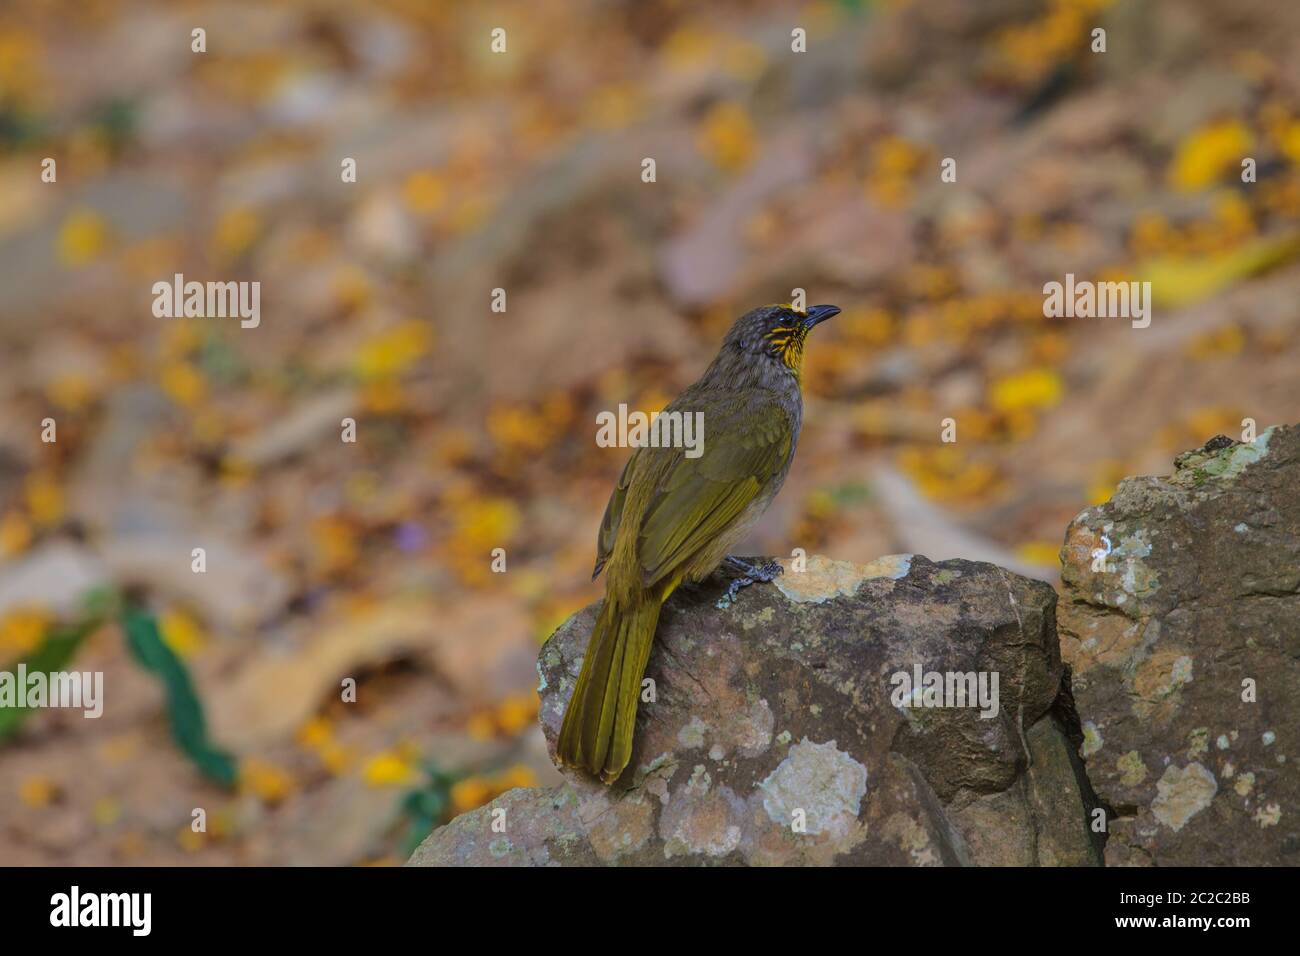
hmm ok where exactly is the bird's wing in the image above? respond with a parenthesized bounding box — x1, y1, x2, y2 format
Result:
(592, 450, 637, 579)
(636, 398, 792, 587)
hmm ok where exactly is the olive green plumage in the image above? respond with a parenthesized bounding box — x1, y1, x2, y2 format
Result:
(557, 303, 839, 783)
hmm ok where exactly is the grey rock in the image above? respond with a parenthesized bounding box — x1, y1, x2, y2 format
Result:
(1060, 425, 1299, 865)
(411, 553, 1101, 866)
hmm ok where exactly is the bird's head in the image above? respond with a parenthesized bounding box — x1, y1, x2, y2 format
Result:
(722, 303, 840, 378)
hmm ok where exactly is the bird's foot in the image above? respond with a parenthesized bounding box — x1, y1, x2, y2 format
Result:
(724, 555, 784, 582)
(715, 556, 783, 609)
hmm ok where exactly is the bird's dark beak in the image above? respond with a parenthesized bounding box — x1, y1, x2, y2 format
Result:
(803, 304, 841, 330)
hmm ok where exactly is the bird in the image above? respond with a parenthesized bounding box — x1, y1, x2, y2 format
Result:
(557, 302, 840, 783)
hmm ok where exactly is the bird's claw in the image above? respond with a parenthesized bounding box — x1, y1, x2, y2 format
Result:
(716, 557, 783, 609)
(716, 576, 754, 610)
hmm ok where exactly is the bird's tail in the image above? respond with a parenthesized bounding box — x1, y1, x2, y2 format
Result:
(556, 594, 664, 784)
